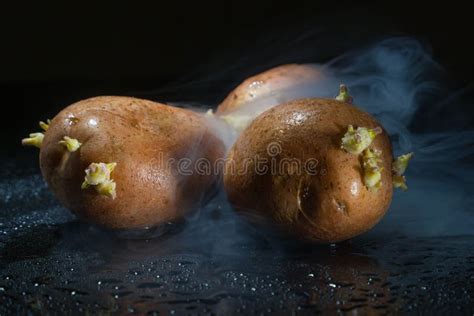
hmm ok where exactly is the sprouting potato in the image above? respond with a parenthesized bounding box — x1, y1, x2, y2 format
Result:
(217, 64, 326, 114)
(24, 96, 225, 230)
(215, 64, 329, 132)
(223, 98, 396, 243)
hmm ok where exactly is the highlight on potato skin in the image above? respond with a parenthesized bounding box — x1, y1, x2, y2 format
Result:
(224, 98, 394, 243)
(37, 96, 225, 230)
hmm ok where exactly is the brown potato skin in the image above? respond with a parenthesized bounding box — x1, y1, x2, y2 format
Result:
(40, 96, 225, 230)
(224, 98, 393, 243)
(216, 64, 325, 114)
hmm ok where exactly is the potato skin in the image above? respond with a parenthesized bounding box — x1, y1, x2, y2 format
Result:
(224, 98, 393, 243)
(216, 64, 325, 114)
(40, 96, 224, 229)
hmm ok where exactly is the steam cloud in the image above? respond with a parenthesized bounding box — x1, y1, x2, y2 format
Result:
(320, 38, 473, 237)
(137, 36, 474, 248)
(209, 37, 473, 239)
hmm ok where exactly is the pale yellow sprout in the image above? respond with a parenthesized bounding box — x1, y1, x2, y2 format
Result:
(393, 175, 408, 191)
(392, 152, 413, 176)
(81, 162, 116, 187)
(95, 180, 117, 199)
(221, 113, 253, 131)
(58, 136, 82, 152)
(22, 133, 44, 148)
(205, 109, 214, 117)
(39, 119, 51, 131)
(341, 125, 382, 155)
(81, 162, 117, 198)
(22, 119, 51, 148)
(392, 152, 413, 191)
(335, 84, 353, 104)
(362, 148, 383, 192)
(364, 148, 382, 166)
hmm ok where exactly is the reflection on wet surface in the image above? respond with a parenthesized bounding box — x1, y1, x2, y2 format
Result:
(1, 156, 473, 314)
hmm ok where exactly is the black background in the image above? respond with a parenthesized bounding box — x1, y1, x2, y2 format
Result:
(1, 1, 473, 152)
(1, 3, 474, 314)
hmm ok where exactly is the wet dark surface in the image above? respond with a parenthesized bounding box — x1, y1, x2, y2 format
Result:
(1, 153, 473, 315)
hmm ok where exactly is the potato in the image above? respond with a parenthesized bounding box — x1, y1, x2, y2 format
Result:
(216, 64, 326, 115)
(36, 96, 224, 230)
(224, 98, 394, 243)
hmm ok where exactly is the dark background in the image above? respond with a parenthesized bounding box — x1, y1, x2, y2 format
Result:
(1, 1, 473, 153)
(1, 3, 474, 314)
